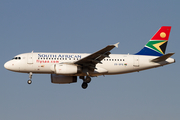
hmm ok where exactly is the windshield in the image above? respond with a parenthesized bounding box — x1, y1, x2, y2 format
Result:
(12, 57, 21, 60)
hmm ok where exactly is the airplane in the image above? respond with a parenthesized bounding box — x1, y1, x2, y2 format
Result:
(4, 26, 175, 89)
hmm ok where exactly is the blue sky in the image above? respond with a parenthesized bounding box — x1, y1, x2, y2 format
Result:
(0, 0, 179, 120)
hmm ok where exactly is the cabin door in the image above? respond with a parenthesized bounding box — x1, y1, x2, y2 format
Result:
(27, 53, 33, 64)
(133, 56, 139, 67)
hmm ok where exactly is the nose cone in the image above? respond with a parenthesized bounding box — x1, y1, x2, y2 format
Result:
(4, 61, 10, 70)
(4, 61, 15, 71)
(4, 60, 20, 72)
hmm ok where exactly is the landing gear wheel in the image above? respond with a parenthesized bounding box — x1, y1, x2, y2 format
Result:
(82, 82, 88, 89)
(85, 76, 91, 83)
(27, 80, 32, 84)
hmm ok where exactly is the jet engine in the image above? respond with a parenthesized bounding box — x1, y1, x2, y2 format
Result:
(51, 64, 82, 74)
(51, 74, 77, 84)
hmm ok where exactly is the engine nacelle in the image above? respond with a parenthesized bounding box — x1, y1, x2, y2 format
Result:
(51, 74, 77, 84)
(51, 64, 81, 75)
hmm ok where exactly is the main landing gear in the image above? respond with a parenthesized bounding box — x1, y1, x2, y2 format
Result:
(27, 72, 32, 84)
(80, 76, 91, 89)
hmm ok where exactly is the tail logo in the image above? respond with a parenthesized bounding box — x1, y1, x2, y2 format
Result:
(146, 40, 167, 55)
(135, 26, 171, 56)
(160, 32, 166, 38)
(153, 41, 167, 54)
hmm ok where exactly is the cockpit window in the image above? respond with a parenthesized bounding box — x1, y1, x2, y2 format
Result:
(12, 57, 21, 60)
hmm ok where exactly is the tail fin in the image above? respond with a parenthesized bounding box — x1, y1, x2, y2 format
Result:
(135, 26, 171, 56)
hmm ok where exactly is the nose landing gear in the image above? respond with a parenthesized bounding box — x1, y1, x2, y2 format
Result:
(27, 72, 32, 84)
(27, 79, 32, 84)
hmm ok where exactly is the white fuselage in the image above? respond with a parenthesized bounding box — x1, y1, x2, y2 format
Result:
(4, 52, 175, 77)
(4, 26, 175, 89)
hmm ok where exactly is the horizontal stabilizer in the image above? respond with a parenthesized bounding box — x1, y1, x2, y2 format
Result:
(151, 53, 175, 62)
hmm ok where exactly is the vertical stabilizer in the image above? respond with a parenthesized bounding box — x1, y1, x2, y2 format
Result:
(135, 26, 171, 56)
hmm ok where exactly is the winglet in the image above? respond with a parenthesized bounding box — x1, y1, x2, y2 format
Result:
(114, 42, 119, 48)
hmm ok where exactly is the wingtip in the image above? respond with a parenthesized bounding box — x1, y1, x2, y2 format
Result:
(114, 42, 119, 48)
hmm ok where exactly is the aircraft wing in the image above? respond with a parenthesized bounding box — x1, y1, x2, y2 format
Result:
(74, 42, 119, 69)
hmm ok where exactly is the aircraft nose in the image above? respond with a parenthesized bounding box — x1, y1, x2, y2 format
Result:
(4, 61, 20, 72)
(4, 61, 10, 70)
